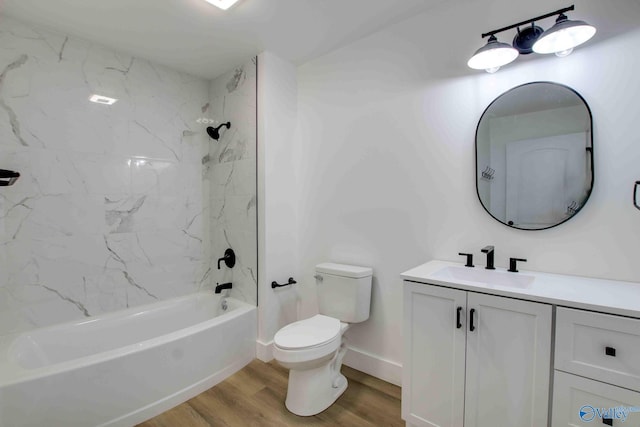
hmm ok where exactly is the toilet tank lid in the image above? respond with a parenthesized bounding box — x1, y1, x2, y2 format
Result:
(315, 263, 372, 278)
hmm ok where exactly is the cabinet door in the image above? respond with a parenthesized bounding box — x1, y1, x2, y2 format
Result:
(464, 293, 552, 427)
(403, 282, 467, 427)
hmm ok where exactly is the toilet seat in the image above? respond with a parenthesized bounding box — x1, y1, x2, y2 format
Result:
(273, 315, 345, 365)
(274, 315, 341, 350)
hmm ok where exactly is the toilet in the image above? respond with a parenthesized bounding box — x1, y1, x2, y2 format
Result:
(272, 262, 373, 416)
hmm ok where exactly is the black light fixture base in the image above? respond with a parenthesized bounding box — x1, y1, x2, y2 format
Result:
(512, 25, 544, 54)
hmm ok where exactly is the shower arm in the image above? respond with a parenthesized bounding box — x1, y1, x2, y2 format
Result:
(212, 122, 230, 132)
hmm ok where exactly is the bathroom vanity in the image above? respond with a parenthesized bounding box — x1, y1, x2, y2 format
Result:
(401, 260, 640, 427)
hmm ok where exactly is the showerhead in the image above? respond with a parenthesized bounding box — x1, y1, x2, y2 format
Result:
(206, 122, 231, 140)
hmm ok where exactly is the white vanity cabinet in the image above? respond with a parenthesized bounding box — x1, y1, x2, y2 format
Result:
(402, 281, 552, 427)
(402, 260, 640, 427)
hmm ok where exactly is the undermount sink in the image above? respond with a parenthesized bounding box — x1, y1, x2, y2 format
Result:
(430, 266, 535, 288)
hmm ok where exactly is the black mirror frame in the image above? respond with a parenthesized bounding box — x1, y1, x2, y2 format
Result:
(475, 81, 594, 231)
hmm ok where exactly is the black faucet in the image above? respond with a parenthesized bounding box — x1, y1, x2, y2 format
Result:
(215, 282, 232, 294)
(217, 248, 236, 270)
(481, 245, 495, 270)
(458, 253, 474, 267)
(508, 258, 527, 273)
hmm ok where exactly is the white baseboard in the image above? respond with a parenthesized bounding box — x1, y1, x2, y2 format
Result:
(256, 339, 274, 362)
(343, 345, 402, 387)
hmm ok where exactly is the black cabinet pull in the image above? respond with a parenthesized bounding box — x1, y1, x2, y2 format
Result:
(603, 417, 613, 426)
(605, 346, 616, 357)
(456, 306, 462, 329)
(469, 308, 476, 332)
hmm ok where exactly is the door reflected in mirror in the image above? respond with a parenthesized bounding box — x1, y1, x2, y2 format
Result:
(476, 82, 593, 230)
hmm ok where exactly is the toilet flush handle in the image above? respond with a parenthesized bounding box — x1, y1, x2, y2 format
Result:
(314, 274, 323, 283)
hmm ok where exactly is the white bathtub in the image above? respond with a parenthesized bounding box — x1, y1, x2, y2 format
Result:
(0, 292, 256, 427)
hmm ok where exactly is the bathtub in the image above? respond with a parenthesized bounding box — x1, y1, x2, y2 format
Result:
(0, 292, 256, 427)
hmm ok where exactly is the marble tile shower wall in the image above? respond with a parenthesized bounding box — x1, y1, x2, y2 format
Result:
(0, 17, 219, 336)
(206, 59, 257, 305)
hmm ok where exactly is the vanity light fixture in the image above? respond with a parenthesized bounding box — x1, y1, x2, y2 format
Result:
(203, 0, 241, 10)
(89, 94, 118, 105)
(468, 5, 596, 73)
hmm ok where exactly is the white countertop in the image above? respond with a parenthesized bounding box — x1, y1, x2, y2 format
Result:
(401, 260, 640, 318)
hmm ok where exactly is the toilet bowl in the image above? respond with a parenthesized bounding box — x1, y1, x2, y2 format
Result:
(272, 263, 372, 416)
(273, 315, 350, 416)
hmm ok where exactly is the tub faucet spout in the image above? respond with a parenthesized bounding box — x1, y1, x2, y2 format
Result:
(215, 282, 232, 294)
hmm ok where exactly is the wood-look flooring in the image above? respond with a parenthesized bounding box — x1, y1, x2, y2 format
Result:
(137, 359, 402, 427)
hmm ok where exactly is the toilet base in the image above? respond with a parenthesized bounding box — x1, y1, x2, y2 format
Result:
(284, 363, 348, 416)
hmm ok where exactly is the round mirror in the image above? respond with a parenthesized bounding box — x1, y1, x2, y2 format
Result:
(476, 82, 593, 230)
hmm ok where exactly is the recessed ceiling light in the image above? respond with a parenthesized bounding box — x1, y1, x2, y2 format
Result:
(203, 0, 241, 10)
(89, 94, 118, 105)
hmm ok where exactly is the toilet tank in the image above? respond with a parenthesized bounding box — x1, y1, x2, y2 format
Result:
(315, 263, 373, 323)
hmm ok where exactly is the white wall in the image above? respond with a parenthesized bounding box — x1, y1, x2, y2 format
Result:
(256, 52, 299, 360)
(292, 0, 640, 384)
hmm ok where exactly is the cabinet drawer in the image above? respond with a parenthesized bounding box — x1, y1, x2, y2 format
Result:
(552, 371, 640, 426)
(555, 307, 640, 392)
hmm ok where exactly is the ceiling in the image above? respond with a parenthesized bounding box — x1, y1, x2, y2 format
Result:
(1, 0, 445, 80)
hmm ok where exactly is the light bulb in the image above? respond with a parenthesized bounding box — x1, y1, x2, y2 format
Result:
(555, 48, 573, 57)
